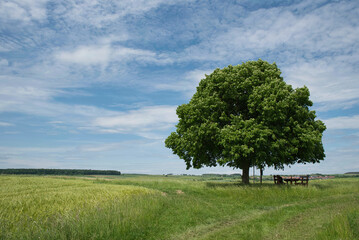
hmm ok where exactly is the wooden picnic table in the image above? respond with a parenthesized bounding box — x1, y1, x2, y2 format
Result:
(274, 175, 309, 186)
(283, 177, 300, 184)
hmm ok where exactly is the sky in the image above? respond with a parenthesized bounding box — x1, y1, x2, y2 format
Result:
(0, 0, 358, 175)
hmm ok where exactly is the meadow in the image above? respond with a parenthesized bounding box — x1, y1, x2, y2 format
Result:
(0, 174, 358, 240)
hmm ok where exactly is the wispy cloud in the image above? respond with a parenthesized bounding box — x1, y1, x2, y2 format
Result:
(0, 59, 8, 66)
(56, 0, 189, 27)
(93, 105, 177, 138)
(324, 115, 359, 130)
(0, 0, 48, 23)
(154, 69, 212, 97)
(0, 80, 177, 138)
(284, 55, 359, 111)
(56, 45, 112, 66)
(0, 121, 14, 127)
(178, 1, 358, 63)
(55, 44, 172, 67)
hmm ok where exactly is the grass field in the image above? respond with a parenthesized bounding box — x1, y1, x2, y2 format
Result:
(0, 175, 358, 240)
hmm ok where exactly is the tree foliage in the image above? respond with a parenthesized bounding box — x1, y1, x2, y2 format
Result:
(165, 60, 326, 184)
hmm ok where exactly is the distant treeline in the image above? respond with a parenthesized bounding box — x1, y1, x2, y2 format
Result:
(0, 169, 121, 175)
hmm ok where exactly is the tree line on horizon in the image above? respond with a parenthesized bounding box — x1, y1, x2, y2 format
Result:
(0, 168, 121, 175)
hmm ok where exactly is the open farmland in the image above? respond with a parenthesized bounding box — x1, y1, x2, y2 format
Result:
(0, 175, 358, 240)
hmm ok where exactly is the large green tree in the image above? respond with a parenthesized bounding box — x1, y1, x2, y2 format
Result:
(165, 60, 326, 184)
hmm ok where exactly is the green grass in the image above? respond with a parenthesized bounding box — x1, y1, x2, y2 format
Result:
(0, 175, 358, 239)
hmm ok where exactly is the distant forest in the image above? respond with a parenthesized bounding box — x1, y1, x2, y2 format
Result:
(0, 169, 121, 175)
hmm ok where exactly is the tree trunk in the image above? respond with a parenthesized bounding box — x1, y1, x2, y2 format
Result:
(241, 163, 250, 184)
(260, 168, 263, 184)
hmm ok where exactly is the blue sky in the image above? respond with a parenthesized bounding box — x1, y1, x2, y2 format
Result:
(0, 0, 358, 175)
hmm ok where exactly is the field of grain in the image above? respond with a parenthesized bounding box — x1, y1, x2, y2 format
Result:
(0, 175, 358, 239)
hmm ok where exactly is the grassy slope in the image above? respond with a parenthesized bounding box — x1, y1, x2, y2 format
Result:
(0, 175, 358, 240)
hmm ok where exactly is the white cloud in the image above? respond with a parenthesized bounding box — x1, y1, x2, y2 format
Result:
(154, 69, 212, 97)
(57, 0, 189, 27)
(0, 0, 48, 23)
(99, 34, 129, 45)
(0, 59, 9, 66)
(324, 115, 359, 130)
(114, 47, 155, 62)
(77, 140, 156, 153)
(283, 55, 359, 111)
(0, 46, 10, 52)
(0, 83, 115, 122)
(48, 121, 64, 124)
(0, 121, 14, 127)
(0, 82, 71, 117)
(3, 131, 19, 135)
(93, 105, 177, 135)
(179, 1, 358, 63)
(0, 1, 30, 22)
(55, 44, 172, 66)
(0, 78, 178, 138)
(56, 45, 111, 66)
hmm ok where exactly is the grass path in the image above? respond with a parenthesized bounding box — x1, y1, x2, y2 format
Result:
(177, 194, 358, 240)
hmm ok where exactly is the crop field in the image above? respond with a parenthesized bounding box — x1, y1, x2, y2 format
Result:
(0, 175, 358, 240)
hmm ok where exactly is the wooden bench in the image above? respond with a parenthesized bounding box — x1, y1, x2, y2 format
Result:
(273, 175, 284, 185)
(295, 175, 309, 186)
(274, 175, 309, 186)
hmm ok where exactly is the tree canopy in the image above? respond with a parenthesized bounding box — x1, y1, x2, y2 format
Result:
(165, 59, 326, 184)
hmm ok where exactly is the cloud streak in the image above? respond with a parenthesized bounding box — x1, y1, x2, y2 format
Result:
(0, 121, 14, 127)
(0, 0, 48, 23)
(93, 105, 177, 138)
(55, 44, 172, 67)
(324, 115, 359, 130)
